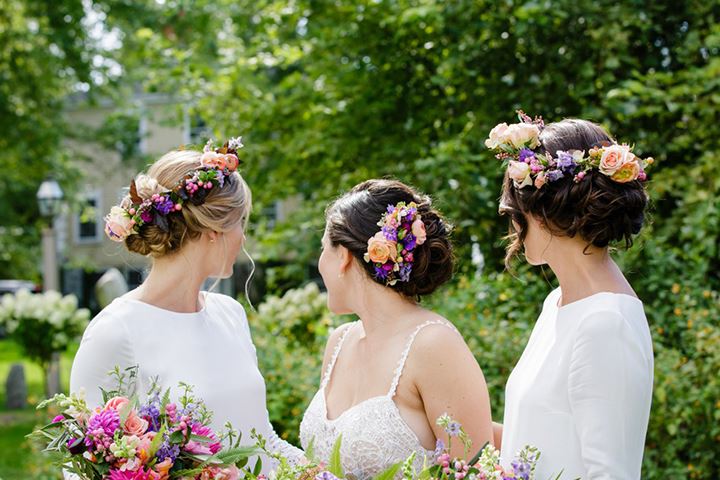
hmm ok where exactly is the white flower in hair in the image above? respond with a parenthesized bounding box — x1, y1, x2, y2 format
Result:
(228, 136, 244, 150)
(134, 175, 164, 200)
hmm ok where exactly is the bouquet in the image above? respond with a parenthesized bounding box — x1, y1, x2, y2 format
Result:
(32, 367, 255, 479)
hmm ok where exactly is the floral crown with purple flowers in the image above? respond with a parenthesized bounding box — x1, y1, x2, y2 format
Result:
(485, 111, 654, 189)
(104, 137, 244, 242)
(363, 201, 427, 286)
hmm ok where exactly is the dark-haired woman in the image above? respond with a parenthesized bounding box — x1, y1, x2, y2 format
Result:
(487, 113, 654, 479)
(299, 179, 493, 479)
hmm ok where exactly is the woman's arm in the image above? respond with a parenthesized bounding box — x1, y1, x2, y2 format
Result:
(413, 323, 494, 459)
(492, 422, 503, 450)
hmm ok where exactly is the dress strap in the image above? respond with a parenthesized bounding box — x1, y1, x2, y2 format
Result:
(387, 320, 460, 398)
(320, 322, 356, 390)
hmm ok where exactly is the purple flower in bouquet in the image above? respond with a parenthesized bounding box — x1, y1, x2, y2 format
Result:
(315, 472, 340, 480)
(108, 467, 155, 480)
(432, 439, 445, 459)
(445, 421, 462, 437)
(85, 409, 120, 449)
(156, 435, 181, 463)
(511, 459, 531, 480)
(139, 402, 161, 432)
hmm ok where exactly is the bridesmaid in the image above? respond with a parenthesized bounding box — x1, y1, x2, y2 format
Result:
(486, 112, 654, 479)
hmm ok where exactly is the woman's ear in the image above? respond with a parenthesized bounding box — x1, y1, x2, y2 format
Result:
(205, 230, 219, 244)
(338, 245, 354, 275)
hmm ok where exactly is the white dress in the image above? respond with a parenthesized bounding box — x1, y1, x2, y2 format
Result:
(500, 288, 654, 480)
(300, 320, 457, 480)
(70, 292, 304, 473)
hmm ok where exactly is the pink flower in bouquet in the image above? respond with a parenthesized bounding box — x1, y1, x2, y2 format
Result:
(184, 423, 222, 455)
(199, 465, 240, 480)
(153, 458, 173, 480)
(108, 467, 157, 480)
(124, 410, 149, 437)
(105, 396, 130, 412)
(136, 432, 156, 463)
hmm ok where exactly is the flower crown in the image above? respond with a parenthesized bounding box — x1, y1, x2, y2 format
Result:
(104, 137, 244, 242)
(363, 202, 427, 286)
(485, 111, 654, 189)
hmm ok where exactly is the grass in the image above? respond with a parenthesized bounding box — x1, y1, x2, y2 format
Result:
(0, 340, 76, 479)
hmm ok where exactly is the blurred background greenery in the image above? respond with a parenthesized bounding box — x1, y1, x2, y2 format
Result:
(0, 0, 718, 478)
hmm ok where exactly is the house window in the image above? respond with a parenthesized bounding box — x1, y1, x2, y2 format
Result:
(75, 191, 102, 244)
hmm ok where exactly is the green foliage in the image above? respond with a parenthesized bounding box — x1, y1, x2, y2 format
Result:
(250, 283, 338, 444)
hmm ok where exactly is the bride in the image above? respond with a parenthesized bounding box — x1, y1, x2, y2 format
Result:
(300, 179, 493, 479)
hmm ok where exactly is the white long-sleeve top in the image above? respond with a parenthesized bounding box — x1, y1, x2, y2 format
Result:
(500, 288, 654, 480)
(70, 291, 304, 473)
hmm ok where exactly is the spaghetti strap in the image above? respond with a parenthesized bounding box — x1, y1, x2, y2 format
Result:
(387, 320, 460, 397)
(320, 322, 356, 390)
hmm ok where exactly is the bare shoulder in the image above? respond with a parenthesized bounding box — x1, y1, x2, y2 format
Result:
(321, 321, 357, 368)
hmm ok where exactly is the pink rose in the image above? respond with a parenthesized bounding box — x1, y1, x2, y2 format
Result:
(200, 151, 227, 170)
(411, 218, 427, 245)
(124, 411, 149, 437)
(104, 208, 135, 242)
(484, 122, 509, 149)
(599, 144, 633, 175)
(507, 160, 532, 187)
(611, 160, 641, 183)
(365, 232, 394, 264)
(105, 396, 130, 411)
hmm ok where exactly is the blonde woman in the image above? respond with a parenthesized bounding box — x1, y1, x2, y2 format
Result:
(70, 139, 304, 472)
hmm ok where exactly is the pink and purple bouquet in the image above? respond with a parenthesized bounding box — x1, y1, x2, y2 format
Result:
(32, 367, 255, 480)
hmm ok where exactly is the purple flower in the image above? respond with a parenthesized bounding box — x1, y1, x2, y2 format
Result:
(445, 421, 461, 437)
(156, 435, 181, 463)
(399, 263, 413, 282)
(374, 266, 389, 279)
(382, 225, 398, 242)
(404, 233, 417, 251)
(556, 150, 577, 173)
(140, 210, 153, 223)
(86, 410, 120, 438)
(154, 196, 175, 215)
(432, 439, 445, 458)
(315, 472, 340, 480)
(511, 459, 531, 480)
(518, 148, 535, 163)
(387, 204, 396, 214)
(546, 169, 564, 182)
(139, 402, 161, 432)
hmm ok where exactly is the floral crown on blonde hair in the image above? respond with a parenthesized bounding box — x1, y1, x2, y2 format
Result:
(485, 111, 654, 189)
(104, 137, 244, 242)
(363, 201, 427, 286)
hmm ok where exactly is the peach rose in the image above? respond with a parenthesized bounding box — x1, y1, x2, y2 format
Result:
(505, 123, 541, 149)
(124, 410, 149, 436)
(534, 171, 547, 188)
(507, 160, 532, 186)
(599, 144, 633, 175)
(104, 396, 130, 411)
(411, 218, 427, 245)
(104, 208, 135, 242)
(153, 458, 173, 480)
(224, 153, 239, 171)
(365, 232, 393, 264)
(611, 160, 641, 183)
(484, 122, 509, 149)
(200, 151, 227, 170)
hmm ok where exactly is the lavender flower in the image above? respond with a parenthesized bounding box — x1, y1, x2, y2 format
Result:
(156, 436, 180, 463)
(315, 472, 340, 480)
(139, 403, 161, 432)
(432, 439, 445, 458)
(511, 459, 531, 480)
(375, 266, 389, 280)
(546, 169, 564, 182)
(556, 150, 577, 173)
(399, 263, 413, 282)
(518, 148, 535, 163)
(387, 204, 396, 214)
(445, 421, 462, 437)
(155, 197, 175, 215)
(382, 225, 398, 242)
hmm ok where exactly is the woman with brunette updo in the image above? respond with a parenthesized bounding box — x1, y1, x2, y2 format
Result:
(487, 113, 654, 479)
(300, 179, 494, 479)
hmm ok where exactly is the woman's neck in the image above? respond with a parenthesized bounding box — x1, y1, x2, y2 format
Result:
(352, 282, 420, 340)
(544, 239, 634, 306)
(133, 254, 208, 313)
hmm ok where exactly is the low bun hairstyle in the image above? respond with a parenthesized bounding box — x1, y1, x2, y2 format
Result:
(501, 119, 648, 267)
(326, 179, 454, 298)
(124, 150, 252, 258)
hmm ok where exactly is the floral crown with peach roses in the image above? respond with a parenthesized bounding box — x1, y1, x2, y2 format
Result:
(104, 137, 244, 242)
(485, 111, 654, 189)
(364, 201, 427, 286)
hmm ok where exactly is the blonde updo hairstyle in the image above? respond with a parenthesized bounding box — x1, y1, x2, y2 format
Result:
(124, 150, 252, 257)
